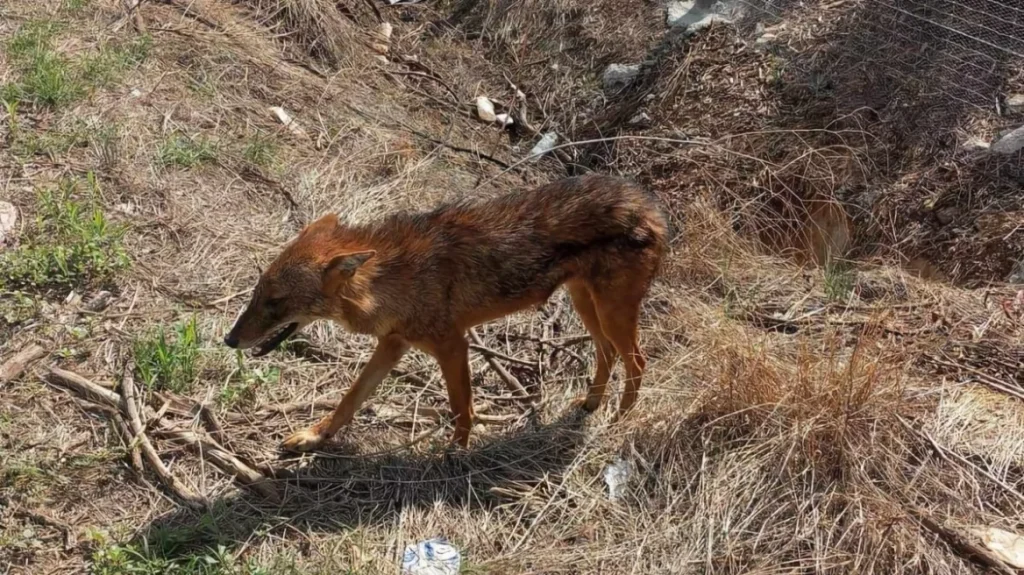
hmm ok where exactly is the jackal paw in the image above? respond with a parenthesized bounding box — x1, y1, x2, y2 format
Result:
(281, 428, 325, 452)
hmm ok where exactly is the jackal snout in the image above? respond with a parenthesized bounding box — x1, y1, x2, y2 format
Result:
(223, 213, 377, 356)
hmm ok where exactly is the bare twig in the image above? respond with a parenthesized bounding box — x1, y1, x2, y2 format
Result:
(909, 506, 1016, 575)
(121, 365, 208, 509)
(469, 329, 530, 399)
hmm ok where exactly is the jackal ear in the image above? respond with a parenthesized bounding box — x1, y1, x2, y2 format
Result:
(325, 250, 375, 279)
(301, 213, 339, 236)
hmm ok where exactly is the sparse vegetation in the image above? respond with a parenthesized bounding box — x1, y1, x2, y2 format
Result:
(242, 136, 278, 169)
(0, 175, 129, 291)
(2, 20, 149, 108)
(2, 0, 1022, 573)
(159, 134, 218, 168)
(218, 351, 279, 408)
(133, 317, 201, 393)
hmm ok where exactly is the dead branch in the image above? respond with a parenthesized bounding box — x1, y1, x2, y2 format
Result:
(469, 344, 537, 368)
(121, 366, 208, 509)
(469, 329, 530, 399)
(1, 344, 47, 384)
(909, 507, 1017, 575)
(46, 367, 123, 407)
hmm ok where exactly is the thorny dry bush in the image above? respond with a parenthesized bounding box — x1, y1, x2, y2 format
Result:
(1, 0, 1024, 574)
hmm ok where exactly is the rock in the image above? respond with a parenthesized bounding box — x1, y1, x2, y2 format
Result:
(991, 124, 1024, 155)
(668, 0, 735, 33)
(1009, 261, 1024, 284)
(1006, 93, 1024, 114)
(475, 96, 496, 122)
(969, 527, 1024, 569)
(629, 112, 651, 125)
(684, 13, 733, 36)
(667, 0, 696, 27)
(602, 63, 640, 91)
(0, 201, 16, 246)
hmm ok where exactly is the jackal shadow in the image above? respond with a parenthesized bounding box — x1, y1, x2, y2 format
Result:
(123, 408, 591, 560)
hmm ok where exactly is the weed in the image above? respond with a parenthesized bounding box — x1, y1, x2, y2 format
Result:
(62, 0, 90, 12)
(824, 260, 856, 302)
(218, 351, 279, 408)
(2, 22, 149, 108)
(0, 175, 129, 291)
(159, 134, 218, 168)
(11, 119, 92, 159)
(3, 21, 83, 107)
(134, 317, 201, 393)
(81, 36, 152, 87)
(92, 124, 121, 170)
(242, 136, 278, 169)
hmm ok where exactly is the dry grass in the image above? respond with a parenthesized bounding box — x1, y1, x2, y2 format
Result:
(1, 0, 1023, 574)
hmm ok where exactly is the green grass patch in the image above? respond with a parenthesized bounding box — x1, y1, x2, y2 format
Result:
(218, 351, 279, 408)
(242, 136, 278, 169)
(159, 134, 218, 168)
(2, 20, 150, 108)
(89, 543, 310, 575)
(824, 260, 856, 302)
(134, 317, 201, 393)
(0, 174, 129, 291)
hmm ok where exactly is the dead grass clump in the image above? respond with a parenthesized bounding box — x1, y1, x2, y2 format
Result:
(237, 0, 367, 68)
(701, 330, 909, 481)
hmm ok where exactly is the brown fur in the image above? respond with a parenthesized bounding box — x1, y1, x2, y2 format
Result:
(224, 174, 670, 451)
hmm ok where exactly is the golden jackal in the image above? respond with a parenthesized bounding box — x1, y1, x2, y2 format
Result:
(224, 174, 669, 451)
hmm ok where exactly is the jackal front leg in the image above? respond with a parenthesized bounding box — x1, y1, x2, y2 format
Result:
(281, 334, 409, 452)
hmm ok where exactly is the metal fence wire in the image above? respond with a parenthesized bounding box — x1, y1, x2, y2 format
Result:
(739, 0, 1024, 121)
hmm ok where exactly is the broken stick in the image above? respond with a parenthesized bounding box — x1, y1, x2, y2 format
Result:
(1, 344, 46, 384)
(121, 367, 208, 509)
(469, 329, 530, 400)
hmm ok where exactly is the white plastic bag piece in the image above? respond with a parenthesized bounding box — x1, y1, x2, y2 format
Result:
(401, 538, 461, 575)
(528, 131, 558, 162)
(603, 457, 632, 500)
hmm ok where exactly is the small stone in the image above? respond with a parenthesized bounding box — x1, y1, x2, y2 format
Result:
(602, 63, 640, 91)
(991, 124, 1024, 155)
(1009, 260, 1024, 284)
(129, 88, 142, 98)
(475, 96, 496, 122)
(0, 201, 16, 246)
(1007, 94, 1024, 114)
(629, 112, 651, 124)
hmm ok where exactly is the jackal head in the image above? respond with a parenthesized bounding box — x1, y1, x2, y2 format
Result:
(223, 213, 374, 356)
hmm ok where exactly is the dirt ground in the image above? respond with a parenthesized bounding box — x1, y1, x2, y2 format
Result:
(2, 0, 1023, 574)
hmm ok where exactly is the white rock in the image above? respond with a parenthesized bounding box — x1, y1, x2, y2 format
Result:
(602, 63, 640, 91)
(129, 88, 142, 98)
(1007, 93, 1024, 114)
(475, 96, 496, 122)
(667, 0, 696, 27)
(969, 527, 1024, 568)
(269, 106, 309, 139)
(494, 113, 513, 127)
(0, 201, 16, 246)
(991, 124, 1024, 155)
